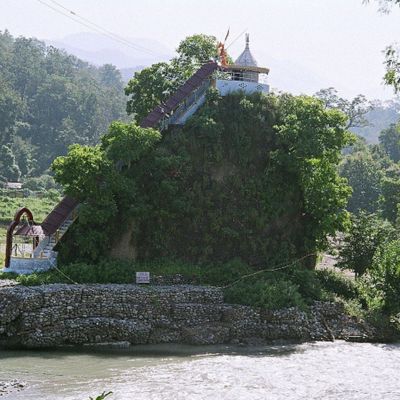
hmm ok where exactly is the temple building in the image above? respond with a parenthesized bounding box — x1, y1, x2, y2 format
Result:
(216, 33, 269, 96)
(142, 33, 270, 129)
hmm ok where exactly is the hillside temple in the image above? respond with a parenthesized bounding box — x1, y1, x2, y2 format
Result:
(3, 34, 270, 274)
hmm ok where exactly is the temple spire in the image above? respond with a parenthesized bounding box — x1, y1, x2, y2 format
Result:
(235, 33, 258, 67)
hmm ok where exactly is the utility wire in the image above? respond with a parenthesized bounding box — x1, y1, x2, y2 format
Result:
(221, 253, 317, 289)
(35, 0, 158, 56)
(226, 28, 248, 50)
(48, 0, 158, 55)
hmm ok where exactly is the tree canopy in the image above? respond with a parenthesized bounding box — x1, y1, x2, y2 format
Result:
(0, 30, 127, 180)
(54, 90, 352, 267)
(125, 34, 219, 123)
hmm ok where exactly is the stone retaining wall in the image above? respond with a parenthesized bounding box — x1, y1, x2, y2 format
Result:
(0, 284, 381, 348)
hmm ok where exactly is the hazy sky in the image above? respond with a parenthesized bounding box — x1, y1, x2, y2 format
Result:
(2, 0, 400, 100)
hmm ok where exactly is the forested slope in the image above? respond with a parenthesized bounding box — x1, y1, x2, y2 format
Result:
(0, 30, 127, 182)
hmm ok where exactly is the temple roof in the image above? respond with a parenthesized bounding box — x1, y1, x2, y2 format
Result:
(14, 224, 44, 236)
(234, 34, 258, 67)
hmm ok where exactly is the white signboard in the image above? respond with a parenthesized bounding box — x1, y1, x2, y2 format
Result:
(136, 271, 150, 284)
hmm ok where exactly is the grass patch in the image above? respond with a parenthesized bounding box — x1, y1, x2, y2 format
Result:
(0, 258, 331, 311)
(0, 258, 250, 286)
(0, 194, 60, 225)
(0, 253, 373, 313)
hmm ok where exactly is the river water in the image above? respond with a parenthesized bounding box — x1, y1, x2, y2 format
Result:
(1, 341, 399, 399)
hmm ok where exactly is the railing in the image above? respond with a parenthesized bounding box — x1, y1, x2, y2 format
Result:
(168, 78, 211, 125)
(214, 70, 269, 84)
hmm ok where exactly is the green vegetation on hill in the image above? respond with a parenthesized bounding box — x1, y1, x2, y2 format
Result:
(352, 100, 400, 144)
(0, 30, 127, 181)
(0, 194, 60, 225)
(0, 258, 359, 312)
(52, 90, 352, 267)
(125, 34, 219, 123)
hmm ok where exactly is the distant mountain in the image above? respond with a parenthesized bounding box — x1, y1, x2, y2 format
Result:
(352, 100, 400, 144)
(46, 32, 173, 69)
(120, 66, 145, 83)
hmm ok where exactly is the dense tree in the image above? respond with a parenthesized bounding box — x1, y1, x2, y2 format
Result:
(380, 173, 400, 222)
(338, 212, 395, 278)
(0, 30, 127, 180)
(340, 150, 384, 214)
(54, 92, 352, 266)
(125, 34, 219, 123)
(368, 238, 400, 314)
(0, 83, 22, 145)
(379, 123, 400, 162)
(53, 124, 161, 261)
(0, 145, 21, 181)
(364, 0, 400, 93)
(315, 87, 372, 129)
(125, 62, 178, 123)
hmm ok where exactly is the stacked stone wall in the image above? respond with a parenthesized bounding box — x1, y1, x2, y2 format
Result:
(0, 284, 380, 348)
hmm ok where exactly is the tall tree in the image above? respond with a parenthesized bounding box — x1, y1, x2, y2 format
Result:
(338, 212, 395, 278)
(125, 34, 219, 123)
(0, 30, 127, 178)
(364, 0, 400, 92)
(379, 123, 400, 162)
(0, 145, 21, 181)
(315, 87, 372, 129)
(340, 150, 384, 213)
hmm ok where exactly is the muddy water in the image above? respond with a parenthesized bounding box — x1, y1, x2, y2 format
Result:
(1, 341, 399, 399)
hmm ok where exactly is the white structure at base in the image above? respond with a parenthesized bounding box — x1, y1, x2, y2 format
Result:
(3, 253, 56, 275)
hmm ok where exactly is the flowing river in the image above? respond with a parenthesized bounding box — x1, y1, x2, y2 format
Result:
(1, 341, 400, 399)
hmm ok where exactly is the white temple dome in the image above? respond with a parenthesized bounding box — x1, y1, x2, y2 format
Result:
(234, 34, 258, 67)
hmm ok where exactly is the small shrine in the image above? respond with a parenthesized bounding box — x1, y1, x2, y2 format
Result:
(216, 33, 270, 95)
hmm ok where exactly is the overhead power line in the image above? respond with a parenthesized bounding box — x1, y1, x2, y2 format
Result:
(226, 28, 248, 50)
(35, 0, 158, 57)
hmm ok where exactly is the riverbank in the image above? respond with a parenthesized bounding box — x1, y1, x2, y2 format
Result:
(0, 283, 393, 349)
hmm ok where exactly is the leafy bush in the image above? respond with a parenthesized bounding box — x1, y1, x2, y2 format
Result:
(316, 269, 359, 300)
(201, 258, 252, 286)
(23, 174, 58, 191)
(224, 278, 307, 310)
(366, 239, 400, 314)
(337, 212, 395, 277)
(288, 267, 323, 303)
(0, 256, 371, 313)
(0, 259, 203, 286)
(0, 259, 319, 311)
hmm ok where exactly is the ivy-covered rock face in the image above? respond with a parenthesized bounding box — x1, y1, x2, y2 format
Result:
(54, 91, 353, 267)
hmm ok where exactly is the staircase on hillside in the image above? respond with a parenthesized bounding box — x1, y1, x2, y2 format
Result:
(34, 217, 75, 260)
(141, 61, 219, 131)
